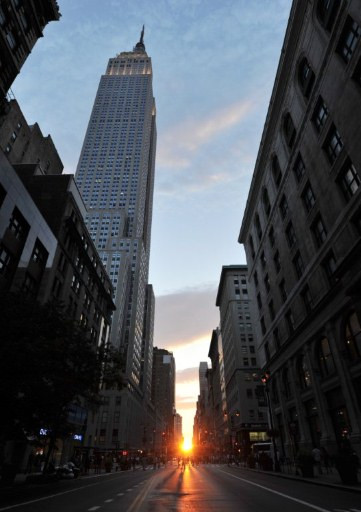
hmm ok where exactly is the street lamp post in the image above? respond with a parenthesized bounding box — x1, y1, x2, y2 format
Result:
(261, 371, 280, 472)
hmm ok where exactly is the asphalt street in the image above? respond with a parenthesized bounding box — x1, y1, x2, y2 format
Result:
(0, 464, 360, 512)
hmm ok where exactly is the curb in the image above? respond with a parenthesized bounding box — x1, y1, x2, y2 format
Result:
(233, 465, 361, 494)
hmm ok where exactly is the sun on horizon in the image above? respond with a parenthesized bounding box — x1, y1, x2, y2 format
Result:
(182, 438, 193, 453)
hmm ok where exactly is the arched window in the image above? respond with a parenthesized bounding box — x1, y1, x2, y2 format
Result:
(298, 58, 315, 98)
(283, 112, 296, 149)
(255, 213, 262, 241)
(262, 187, 271, 217)
(282, 368, 291, 399)
(317, 337, 335, 378)
(345, 311, 361, 362)
(297, 354, 312, 389)
(316, 0, 340, 31)
(272, 155, 282, 188)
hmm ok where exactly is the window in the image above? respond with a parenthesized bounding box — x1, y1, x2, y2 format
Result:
(8, 207, 29, 241)
(254, 271, 259, 287)
(283, 112, 296, 149)
(246, 389, 253, 399)
(312, 96, 329, 132)
(285, 309, 295, 334)
(31, 239, 48, 268)
(293, 251, 304, 279)
(249, 235, 255, 259)
(316, 0, 340, 31)
(317, 337, 335, 378)
(264, 273, 270, 293)
(255, 213, 262, 240)
(279, 279, 287, 302)
(272, 155, 282, 187)
(345, 312, 361, 362)
(114, 411, 120, 423)
(337, 16, 361, 64)
(286, 221, 297, 248)
(293, 153, 305, 183)
(0, 183, 6, 208)
(22, 273, 37, 297)
(243, 358, 249, 366)
(269, 226, 275, 247)
(301, 285, 313, 312)
(257, 292, 262, 310)
(273, 250, 281, 273)
(302, 182, 316, 212)
(279, 194, 289, 219)
(297, 355, 312, 389)
(261, 317, 266, 335)
(269, 300, 275, 321)
(5, 31, 16, 49)
(322, 251, 337, 284)
(323, 124, 344, 164)
(338, 159, 360, 200)
(262, 187, 271, 217)
(260, 251, 266, 269)
(298, 57, 315, 98)
(312, 215, 327, 247)
(0, 244, 13, 277)
(51, 277, 62, 297)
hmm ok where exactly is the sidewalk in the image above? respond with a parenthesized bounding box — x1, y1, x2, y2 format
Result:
(234, 463, 361, 493)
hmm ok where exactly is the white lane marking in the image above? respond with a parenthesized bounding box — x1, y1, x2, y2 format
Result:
(88, 508, 101, 511)
(216, 468, 331, 512)
(126, 488, 133, 492)
(104, 499, 114, 503)
(117, 493, 125, 496)
(0, 478, 122, 511)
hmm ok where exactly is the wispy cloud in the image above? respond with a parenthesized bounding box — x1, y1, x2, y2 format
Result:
(155, 285, 218, 349)
(157, 99, 253, 169)
(177, 367, 199, 384)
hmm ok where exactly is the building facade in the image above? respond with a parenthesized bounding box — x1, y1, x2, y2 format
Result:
(239, 0, 361, 459)
(215, 265, 268, 456)
(151, 347, 175, 453)
(74, 30, 157, 450)
(0, 0, 60, 103)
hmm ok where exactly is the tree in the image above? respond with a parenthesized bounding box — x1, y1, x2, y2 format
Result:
(0, 293, 123, 469)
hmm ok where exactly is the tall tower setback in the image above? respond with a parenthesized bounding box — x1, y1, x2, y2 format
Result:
(75, 30, 156, 448)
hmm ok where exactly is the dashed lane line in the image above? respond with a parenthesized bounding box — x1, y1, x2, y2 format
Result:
(216, 468, 331, 512)
(0, 475, 144, 512)
(117, 493, 125, 496)
(104, 499, 114, 503)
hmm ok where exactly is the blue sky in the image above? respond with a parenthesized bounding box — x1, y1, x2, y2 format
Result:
(12, 0, 292, 441)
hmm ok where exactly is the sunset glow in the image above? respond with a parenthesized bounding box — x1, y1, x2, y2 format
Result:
(182, 438, 192, 453)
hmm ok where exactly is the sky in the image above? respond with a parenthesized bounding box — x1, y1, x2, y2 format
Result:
(11, 0, 293, 442)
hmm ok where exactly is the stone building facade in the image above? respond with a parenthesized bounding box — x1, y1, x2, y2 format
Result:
(239, 0, 361, 458)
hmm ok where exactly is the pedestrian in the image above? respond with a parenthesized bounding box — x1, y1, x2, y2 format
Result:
(320, 446, 330, 474)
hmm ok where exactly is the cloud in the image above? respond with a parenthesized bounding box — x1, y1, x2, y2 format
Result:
(177, 367, 199, 384)
(155, 285, 219, 348)
(157, 99, 253, 169)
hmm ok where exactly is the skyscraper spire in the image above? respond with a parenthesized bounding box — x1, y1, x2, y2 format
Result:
(135, 25, 145, 52)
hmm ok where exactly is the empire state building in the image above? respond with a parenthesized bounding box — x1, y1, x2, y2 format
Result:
(75, 29, 156, 448)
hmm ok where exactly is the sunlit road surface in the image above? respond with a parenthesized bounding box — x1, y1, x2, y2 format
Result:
(1, 464, 360, 512)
